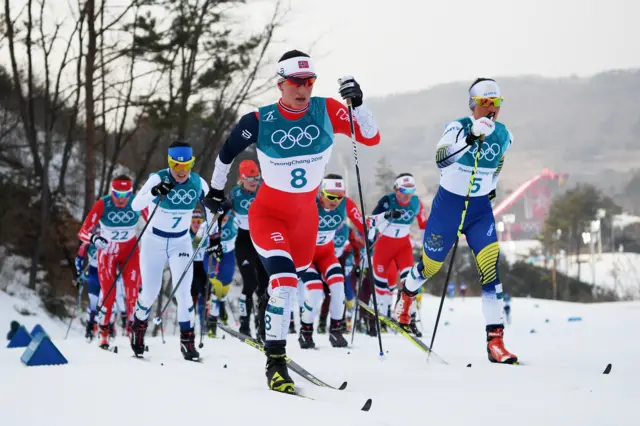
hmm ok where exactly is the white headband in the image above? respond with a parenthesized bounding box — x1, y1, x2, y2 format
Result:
(322, 179, 346, 192)
(395, 175, 415, 187)
(277, 56, 316, 79)
(469, 79, 501, 109)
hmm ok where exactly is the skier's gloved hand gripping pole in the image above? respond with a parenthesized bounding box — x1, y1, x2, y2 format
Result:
(339, 76, 385, 358)
(94, 182, 171, 317)
(427, 112, 495, 361)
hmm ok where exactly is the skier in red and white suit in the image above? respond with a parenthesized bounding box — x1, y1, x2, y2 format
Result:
(297, 174, 365, 349)
(203, 49, 380, 393)
(78, 175, 141, 349)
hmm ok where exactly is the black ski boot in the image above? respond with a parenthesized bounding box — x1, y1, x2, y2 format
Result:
(219, 302, 228, 325)
(366, 314, 378, 337)
(180, 330, 200, 361)
(130, 317, 148, 357)
(288, 312, 296, 334)
(298, 322, 315, 349)
(329, 319, 348, 348)
(108, 322, 116, 338)
(265, 343, 294, 393)
(207, 316, 218, 338)
(239, 316, 251, 337)
(409, 314, 423, 337)
(317, 316, 327, 334)
(85, 320, 96, 341)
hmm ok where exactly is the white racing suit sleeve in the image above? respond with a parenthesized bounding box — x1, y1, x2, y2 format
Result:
(131, 173, 162, 212)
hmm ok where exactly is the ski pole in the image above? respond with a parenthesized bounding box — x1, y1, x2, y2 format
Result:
(65, 282, 85, 339)
(339, 83, 384, 358)
(153, 212, 221, 325)
(95, 198, 163, 317)
(349, 219, 392, 345)
(427, 113, 494, 361)
(199, 251, 219, 348)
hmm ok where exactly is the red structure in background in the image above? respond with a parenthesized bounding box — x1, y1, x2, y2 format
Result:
(493, 168, 569, 240)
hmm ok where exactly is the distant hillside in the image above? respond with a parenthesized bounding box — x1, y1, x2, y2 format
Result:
(328, 69, 640, 196)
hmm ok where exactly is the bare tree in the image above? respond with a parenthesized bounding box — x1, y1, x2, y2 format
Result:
(83, 0, 96, 216)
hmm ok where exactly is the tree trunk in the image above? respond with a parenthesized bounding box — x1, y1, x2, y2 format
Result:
(84, 0, 97, 216)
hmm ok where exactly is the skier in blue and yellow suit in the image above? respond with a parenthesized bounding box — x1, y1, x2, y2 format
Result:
(395, 78, 518, 364)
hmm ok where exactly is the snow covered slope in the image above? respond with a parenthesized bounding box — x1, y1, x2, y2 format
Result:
(1, 291, 637, 426)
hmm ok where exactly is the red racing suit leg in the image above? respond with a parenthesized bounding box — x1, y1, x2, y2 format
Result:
(248, 185, 318, 344)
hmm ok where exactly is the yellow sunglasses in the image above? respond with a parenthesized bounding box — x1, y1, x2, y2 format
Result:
(472, 97, 504, 108)
(168, 155, 195, 172)
(322, 189, 345, 201)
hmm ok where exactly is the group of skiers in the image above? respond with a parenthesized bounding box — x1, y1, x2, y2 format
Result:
(74, 48, 518, 394)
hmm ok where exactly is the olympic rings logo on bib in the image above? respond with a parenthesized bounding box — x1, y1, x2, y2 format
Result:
(271, 125, 320, 149)
(334, 235, 346, 246)
(319, 214, 342, 228)
(107, 211, 136, 224)
(469, 143, 501, 162)
(397, 209, 415, 221)
(239, 199, 254, 209)
(167, 189, 197, 205)
(221, 229, 231, 239)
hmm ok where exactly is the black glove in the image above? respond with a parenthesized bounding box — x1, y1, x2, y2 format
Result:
(151, 180, 175, 196)
(202, 188, 225, 213)
(90, 234, 109, 250)
(354, 265, 362, 279)
(206, 235, 223, 260)
(384, 209, 402, 220)
(488, 189, 497, 204)
(338, 76, 363, 108)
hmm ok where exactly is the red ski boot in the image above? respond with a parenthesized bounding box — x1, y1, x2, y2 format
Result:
(98, 324, 110, 350)
(393, 289, 415, 331)
(487, 326, 518, 364)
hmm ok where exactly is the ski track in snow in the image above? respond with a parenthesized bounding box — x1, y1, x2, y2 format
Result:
(0, 291, 637, 426)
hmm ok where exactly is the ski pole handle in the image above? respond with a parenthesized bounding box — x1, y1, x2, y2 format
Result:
(337, 78, 353, 107)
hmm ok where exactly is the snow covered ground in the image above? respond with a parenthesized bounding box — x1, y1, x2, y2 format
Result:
(1, 288, 637, 426)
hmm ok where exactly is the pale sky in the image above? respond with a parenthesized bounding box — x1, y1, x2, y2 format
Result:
(2, 0, 637, 121)
(259, 0, 640, 99)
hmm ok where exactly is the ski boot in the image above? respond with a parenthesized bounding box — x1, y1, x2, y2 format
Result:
(394, 287, 417, 334)
(98, 324, 110, 350)
(409, 313, 423, 337)
(288, 312, 296, 334)
(108, 322, 116, 338)
(365, 315, 378, 337)
(239, 316, 251, 337)
(207, 316, 218, 338)
(265, 344, 294, 393)
(487, 325, 518, 364)
(130, 317, 148, 357)
(180, 330, 200, 361)
(329, 319, 348, 348)
(219, 302, 228, 325)
(317, 316, 327, 334)
(298, 322, 315, 349)
(120, 314, 127, 332)
(85, 319, 96, 341)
